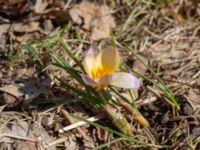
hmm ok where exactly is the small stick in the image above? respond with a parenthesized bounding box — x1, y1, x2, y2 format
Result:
(59, 114, 104, 133)
(136, 96, 157, 106)
(162, 78, 196, 88)
(169, 114, 200, 122)
(0, 133, 36, 142)
(48, 137, 68, 146)
(60, 109, 89, 140)
(0, 105, 7, 112)
(147, 86, 174, 107)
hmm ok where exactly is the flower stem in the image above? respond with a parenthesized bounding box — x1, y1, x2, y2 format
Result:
(101, 104, 135, 135)
(118, 99, 149, 127)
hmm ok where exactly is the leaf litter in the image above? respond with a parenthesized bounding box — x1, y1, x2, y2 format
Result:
(0, 0, 200, 149)
(69, 1, 116, 41)
(0, 113, 56, 150)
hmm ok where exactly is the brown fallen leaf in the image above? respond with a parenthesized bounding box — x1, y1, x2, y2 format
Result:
(14, 21, 40, 33)
(34, 0, 66, 14)
(13, 21, 49, 42)
(133, 54, 149, 75)
(69, 1, 116, 41)
(0, 75, 52, 107)
(188, 88, 200, 110)
(192, 127, 200, 140)
(14, 141, 37, 150)
(95, 127, 109, 142)
(4, 0, 26, 5)
(0, 24, 10, 50)
(1, 0, 33, 21)
(34, 0, 48, 14)
(69, 1, 97, 30)
(0, 119, 56, 150)
(0, 92, 20, 108)
(183, 103, 194, 115)
(46, 9, 70, 23)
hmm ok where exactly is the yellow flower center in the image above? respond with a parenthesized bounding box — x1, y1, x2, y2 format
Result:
(91, 67, 109, 79)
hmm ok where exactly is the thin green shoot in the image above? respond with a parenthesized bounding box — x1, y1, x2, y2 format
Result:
(128, 89, 137, 110)
(124, 16, 148, 42)
(109, 86, 131, 105)
(22, 44, 43, 65)
(123, 45, 179, 108)
(31, 98, 82, 105)
(51, 53, 84, 84)
(59, 39, 85, 72)
(110, 29, 118, 47)
(92, 138, 125, 150)
(8, 25, 15, 63)
(122, 8, 143, 32)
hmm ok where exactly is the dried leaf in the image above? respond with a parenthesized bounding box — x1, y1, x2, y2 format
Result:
(14, 21, 40, 33)
(90, 5, 116, 41)
(69, 1, 116, 40)
(14, 141, 37, 150)
(183, 103, 194, 115)
(69, 1, 97, 29)
(0, 24, 10, 49)
(192, 127, 200, 140)
(0, 120, 56, 150)
(188, 89, 200, 109)
(46, 9, 70, 23)
(13, 22, 44, 42)
(0, 75, 52, 106)
(96, 128, 109, 142)
(0, 93, 20, 108)
(34, 0, 48, 13)
(5, 0, 25, 5)
(133, 55, 149, 75)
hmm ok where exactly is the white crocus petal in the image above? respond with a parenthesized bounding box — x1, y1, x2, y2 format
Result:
(109, 72, 141, 89)
(83, 43, 100, 76)
(81, 74, 98, 87)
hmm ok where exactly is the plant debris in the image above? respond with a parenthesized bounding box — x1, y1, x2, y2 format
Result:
(69, 1, 116, 40)
(0, 0, 200, 149)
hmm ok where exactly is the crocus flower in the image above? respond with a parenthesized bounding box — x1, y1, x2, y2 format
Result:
(81, 44, 140, 90)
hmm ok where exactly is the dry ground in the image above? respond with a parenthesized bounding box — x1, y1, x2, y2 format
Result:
(0, 0, 200, 150)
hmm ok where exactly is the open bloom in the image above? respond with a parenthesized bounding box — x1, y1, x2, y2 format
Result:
(81, 44, 140, 90)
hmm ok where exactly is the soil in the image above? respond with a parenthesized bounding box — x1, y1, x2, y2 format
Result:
(0, 0, 200, 150)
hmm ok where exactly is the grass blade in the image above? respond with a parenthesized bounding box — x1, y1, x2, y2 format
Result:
(123, 45, 179, 108)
